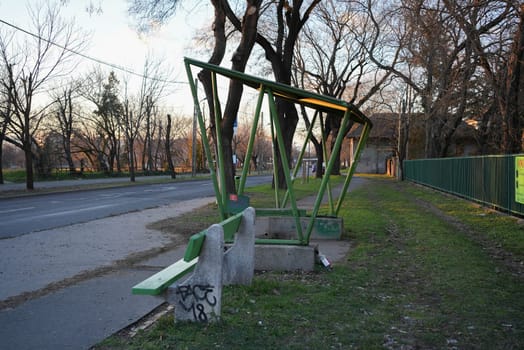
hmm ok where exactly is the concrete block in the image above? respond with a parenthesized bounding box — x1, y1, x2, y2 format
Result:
(254, 244, 315, 271)
(255, 216, 343, 240)
(167, 225, 223, 322)
(223, 207, 255, 285)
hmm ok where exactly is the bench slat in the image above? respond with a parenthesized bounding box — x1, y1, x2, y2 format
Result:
(183, 212, 244, 261)
(184, 230, 207, 262)
(133, 209, 246, 296)
(221, 211, 243, 241)
(132, 257, 198, 295)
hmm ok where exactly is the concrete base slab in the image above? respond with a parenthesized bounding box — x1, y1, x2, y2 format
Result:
(254, 244, 315, 271)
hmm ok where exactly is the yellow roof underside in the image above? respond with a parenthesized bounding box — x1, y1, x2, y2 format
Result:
(299, 98, 347, 112)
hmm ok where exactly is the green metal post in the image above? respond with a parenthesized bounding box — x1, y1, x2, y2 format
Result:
(238, 87, 264, 196)
(211, 72, 228, 217)
(267, 89, 304, 243)
(269, 106, 280, 208)
(184, 62, 226, 220)
(335, 121, 371, 215)
(282, 111, 318, 208)
(305, 109, 352, 243)
(319, 113, 335, 215)
(183, 57, 374, 240)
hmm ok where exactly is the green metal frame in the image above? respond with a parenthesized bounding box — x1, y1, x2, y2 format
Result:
(184, 57, 372, 245)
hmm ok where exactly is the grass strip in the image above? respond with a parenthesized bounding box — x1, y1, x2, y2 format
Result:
(97, 176, 524, 349)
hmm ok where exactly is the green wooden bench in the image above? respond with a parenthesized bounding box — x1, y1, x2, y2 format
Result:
(132, 211, 245, 296)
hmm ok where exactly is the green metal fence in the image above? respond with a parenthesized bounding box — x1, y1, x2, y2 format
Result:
(404, 155, 524, 215)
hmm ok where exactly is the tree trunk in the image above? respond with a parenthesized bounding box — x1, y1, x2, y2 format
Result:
(63, 88, 75, 174)
(114, 127, 122, 174)
(23, 107, 34, 189)
(274, 98, 299, 189)
(200, 0, 260, 194)
(24, 146, 34, 190)
(146, 112, 154, 173)
(197, 0, 227, 182)
(198, 0, 227, 126)
(165, 114, 176, 179)
(219, 1, 260, 193)
(129, 138, 136, 182)
(503, 4, 524, 153)
(64, 137, 75, 174)
(0, 119, 8, 184)
(397, 99, 409, 181)
(325, 112, 343, 176)
(0, 138, 4, 184)
(314, 141, 323, 179)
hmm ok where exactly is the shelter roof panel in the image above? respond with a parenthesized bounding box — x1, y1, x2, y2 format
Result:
(184, 57, 372, 126)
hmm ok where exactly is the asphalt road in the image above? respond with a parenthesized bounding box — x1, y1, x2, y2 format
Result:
(0, 176, 271, 239)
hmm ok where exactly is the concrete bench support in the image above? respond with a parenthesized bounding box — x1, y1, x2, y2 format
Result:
(167, 224, 224, 322)
(165, 207, 256, 322)
(223, 207, 255, 285)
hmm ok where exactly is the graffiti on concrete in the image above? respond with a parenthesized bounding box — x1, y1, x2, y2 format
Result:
(175, 284, 217, 322)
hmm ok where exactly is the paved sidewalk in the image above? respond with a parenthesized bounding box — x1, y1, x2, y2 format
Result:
(0, 197, 214, 350)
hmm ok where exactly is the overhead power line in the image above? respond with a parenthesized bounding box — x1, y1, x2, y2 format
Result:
(0, 17, 188, 86)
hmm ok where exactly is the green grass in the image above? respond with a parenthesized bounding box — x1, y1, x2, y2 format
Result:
(244, 175, 345, 208)
(3, 169, 27, 182)
(147, 175, 346, 239)
(97, 176, 524, 349)
(2, 169, 184, 183)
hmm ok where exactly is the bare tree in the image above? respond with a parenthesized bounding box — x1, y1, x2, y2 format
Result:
(73, 117, 109, 171)
(121, 85, 140, 181)
(364, 0, 520, 158)
(50, 79, 83, 174)
(0, 62, 14, 184)
(80, 69, 124, 173)
(119, 56, 170, 181)
(0, 2, 85, 189)
(130, 1, 322, 191)
(176, 0, 262, 192)
(224, 0, 320, 188)
(443, 0, 522, 154)
(130, 0, 261, 193)
(167, 113, 193, 168)
(293, 0, 399, 176)
(165, 113, 177, 178)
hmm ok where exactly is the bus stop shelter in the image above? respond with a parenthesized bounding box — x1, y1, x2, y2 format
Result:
(184, 57, 372, 246)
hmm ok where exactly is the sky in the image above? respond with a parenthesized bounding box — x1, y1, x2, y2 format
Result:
(0, 0, 214, 115)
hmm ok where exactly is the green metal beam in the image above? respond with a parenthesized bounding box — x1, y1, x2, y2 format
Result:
(319, 113, 335, 215)
(184, 58, 371, 126)
(305, 109, 352, 243)
(211, 72, 228, 217)
(282, 111, 318, 208)
(268, 109, 280, 208)
(267, 88, 304, 243)
(184, 57, 373, 245)
(184, 61, 226, 220)
(335, 122, 372, 215)
(238, 88, 265, 196)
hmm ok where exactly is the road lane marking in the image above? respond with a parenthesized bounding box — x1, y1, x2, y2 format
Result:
(0, 207, 36, 214)
(36, 204, 115, 218)
(144, 186, 177, 192)
(98, 191, 138, 198)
